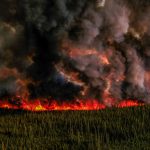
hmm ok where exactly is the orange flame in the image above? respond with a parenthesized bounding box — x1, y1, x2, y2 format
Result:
(0, 98, 144, 111)
(117, 100, 143, 108)
(67, 48, 110, 65)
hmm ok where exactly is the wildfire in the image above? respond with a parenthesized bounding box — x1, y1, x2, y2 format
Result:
(68, 48, 110, 66)
(0, 67, 18, 79)
(56, 64, 84, 86)
(68, 48, 98, 57)
(0, 98, 144, 111)
(117, 100, 143, 108)
(98, 54, 110, 65)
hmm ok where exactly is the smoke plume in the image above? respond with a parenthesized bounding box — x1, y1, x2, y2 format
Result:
(0, 0, 149, 104)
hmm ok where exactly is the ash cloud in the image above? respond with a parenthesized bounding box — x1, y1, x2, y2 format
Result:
(0, 0, 149, 103)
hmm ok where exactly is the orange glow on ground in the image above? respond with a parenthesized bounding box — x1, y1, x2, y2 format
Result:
(0, 99, 144, 111)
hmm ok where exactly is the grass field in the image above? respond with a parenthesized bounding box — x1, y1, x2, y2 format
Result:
(0, 106, 150, 150)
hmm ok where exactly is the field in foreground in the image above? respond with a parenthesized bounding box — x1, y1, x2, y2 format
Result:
(0, 106, 150, 150)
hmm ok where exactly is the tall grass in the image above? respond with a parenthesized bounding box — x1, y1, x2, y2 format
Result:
(0, 106, 149, 150)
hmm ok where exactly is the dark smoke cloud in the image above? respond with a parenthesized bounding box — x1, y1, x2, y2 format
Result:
(0, 0, 149, 103)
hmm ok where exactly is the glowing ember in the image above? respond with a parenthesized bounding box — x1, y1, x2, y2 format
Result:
(0, 98, 144, 111)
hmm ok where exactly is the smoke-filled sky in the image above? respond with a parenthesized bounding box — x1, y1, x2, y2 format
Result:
(0, 0, 150, 104)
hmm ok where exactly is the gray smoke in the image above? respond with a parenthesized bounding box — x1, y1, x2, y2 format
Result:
(0, 0, 149, 103)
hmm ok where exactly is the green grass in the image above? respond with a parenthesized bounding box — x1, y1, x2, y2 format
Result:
(0, 106, 150, 150)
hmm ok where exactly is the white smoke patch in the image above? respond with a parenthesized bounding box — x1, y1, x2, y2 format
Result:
(96, 0, 106, 8)
(0, 22, 17, 50)
(125, 47, 145, 89)
(103, 0, 130, 42)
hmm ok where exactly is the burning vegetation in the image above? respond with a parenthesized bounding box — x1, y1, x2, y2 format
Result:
(0, 0, 149, 111)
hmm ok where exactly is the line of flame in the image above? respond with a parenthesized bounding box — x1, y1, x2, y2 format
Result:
(0, 99, 144, 111)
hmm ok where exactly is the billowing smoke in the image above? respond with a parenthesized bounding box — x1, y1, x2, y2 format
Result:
(0, 0, 149, 104)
